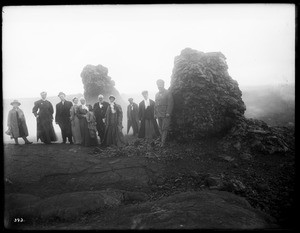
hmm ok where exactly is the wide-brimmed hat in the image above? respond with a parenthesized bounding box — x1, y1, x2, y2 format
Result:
(10, 100, 21, 106)
(58, 92, 66, 97)
(109, 95, 116, 100)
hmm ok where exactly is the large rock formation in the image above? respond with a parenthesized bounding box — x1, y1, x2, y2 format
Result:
(80, 64, 124, 105)
(170, 48, 246, 140)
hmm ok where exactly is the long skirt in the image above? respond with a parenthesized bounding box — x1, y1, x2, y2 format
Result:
(79, 118, 98, 147)
(104, 125, 125, 147)
(37, 118, 57, 143)
(71, 116, 82, 144)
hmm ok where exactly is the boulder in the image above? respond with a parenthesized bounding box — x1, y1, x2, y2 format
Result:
(169, 48, 246, 140)
(80, 64, 125, 106)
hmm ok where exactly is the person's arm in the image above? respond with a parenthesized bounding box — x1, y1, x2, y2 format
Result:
(117, 105, 123, 131)
(70, 106, 74, 121)
(32, 101, 39, 118)
(134, 104, 139, 120)
(166, 91, 174, 117)
(49, 101, 54, 115)
(154, 95, 158, 119)
(55, 104, 59, 123)
(127, 105, 130, 121)
(7, 111, 12, 128)
(104, 106, 109, 125)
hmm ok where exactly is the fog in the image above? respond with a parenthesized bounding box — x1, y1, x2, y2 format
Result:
(2, 4, 295, 142)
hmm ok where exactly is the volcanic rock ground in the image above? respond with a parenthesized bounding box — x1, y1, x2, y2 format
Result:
(4, 134, 295, 230)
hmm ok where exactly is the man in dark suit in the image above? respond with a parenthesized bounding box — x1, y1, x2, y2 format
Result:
(127, 98, 139, 136)
(55, 92, 73, 144)
(93, 94, 109, 144)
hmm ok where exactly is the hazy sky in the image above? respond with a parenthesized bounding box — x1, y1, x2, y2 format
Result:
(2, 4, 295, 99)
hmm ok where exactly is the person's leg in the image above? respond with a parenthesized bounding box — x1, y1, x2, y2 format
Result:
(22, 136, 33, 144)
(67, 123, 73, 144)
(161, 117, 171, 146)
(158, 117, 163, 134)
(60, 123, 66, 143)
(14, 138, 19, 145)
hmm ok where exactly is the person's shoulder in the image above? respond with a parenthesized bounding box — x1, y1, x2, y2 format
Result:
(34, 99, 42, 104)
(150, 99, 155, 104)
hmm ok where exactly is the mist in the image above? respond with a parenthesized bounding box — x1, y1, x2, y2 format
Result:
(2, 4, 295, 143)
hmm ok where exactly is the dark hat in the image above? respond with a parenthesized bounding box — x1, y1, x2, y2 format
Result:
(109, 95, 116, 100)
(10, 100, 21, 106)
(58, 92, 66, 97)
(128, 97, 133, 101)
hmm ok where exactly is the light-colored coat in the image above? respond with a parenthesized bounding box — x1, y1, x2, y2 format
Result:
(7, 107, 29, 138)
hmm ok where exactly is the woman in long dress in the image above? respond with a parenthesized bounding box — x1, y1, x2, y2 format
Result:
(76, 97, 98, 147)
(103, 95, 126, 147)
(7, 100, 33, 145)
(70, 97, 82, 144)
(138, 90, 160, 139)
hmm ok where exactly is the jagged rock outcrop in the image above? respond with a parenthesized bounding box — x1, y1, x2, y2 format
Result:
(170, 48, 246, 140)
(218, 117, 294, 155)
(80, 64, 124, 105)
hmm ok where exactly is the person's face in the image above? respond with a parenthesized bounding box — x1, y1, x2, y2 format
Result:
(109, 98, 115, 103)
(142, 93, 149, 100)
(59, 95, 65, 101)
(41, 93, 47, 99)
(157, 82, 164, 91)
(80, 99, 86, 105)
(73, 98, 78, 104)
(98, 96, 104, 102)
(12, 103, 19, 108)
(129, 99, 133, 104)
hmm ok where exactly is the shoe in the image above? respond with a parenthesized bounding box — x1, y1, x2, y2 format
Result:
(25, 141, 33, 144)
(70, 142, 74, 145)
(61, 142, 66, 144)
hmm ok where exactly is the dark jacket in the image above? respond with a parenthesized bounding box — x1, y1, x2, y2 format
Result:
(138, 99, 160, 138)
(93, 101, 109, 124)
(55, 100, 73, 124)
(127, 102, 139, 134)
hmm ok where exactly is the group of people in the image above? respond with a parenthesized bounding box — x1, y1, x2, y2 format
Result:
(6, 79, 173, 147)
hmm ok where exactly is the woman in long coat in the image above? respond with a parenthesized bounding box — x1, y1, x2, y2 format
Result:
(7, 100, 33, 145)
(103, 95, 126, 147)
(70, 97, 82, 144)
(32, 92, 57, 144)
(76, 98, 98, 147)
(138, 91, 160, 139)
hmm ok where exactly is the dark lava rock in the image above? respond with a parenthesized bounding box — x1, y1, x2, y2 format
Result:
(80, 64, 125, 105)
(169, 48, 246, 140)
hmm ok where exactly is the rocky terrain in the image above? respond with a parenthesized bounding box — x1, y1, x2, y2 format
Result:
(4, 48, 295, 230)
(4, 133, 294, 229)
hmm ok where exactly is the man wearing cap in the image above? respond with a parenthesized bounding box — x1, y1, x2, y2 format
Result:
(32, 92, 57, 144)
(55, 92, 73, 144)
(155, 79, 174, 147)
(127, 98, 139, 136)
(93, 94, 109, 144)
